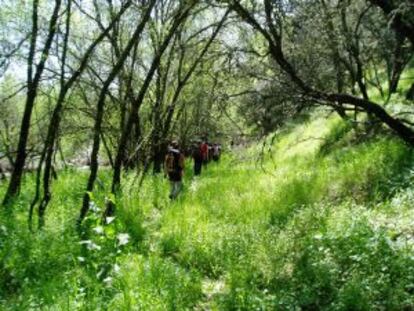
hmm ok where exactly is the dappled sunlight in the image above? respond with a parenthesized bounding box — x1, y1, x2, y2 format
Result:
(1, 0, 414, 307)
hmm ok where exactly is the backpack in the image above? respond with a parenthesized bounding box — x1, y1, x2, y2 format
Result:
(192, 146, 202, 160)
(165, 150, 181, 173)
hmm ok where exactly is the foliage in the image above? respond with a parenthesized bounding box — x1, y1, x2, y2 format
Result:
(2, 114, 414, 309)
(1, 0, 414, 308)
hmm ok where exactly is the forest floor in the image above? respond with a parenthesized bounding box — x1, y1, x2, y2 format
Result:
(1, 112, 414, 310)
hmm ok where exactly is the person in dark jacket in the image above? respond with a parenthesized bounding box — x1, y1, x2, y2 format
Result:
(164, 141, 185, 199)
(192, 141, 203, 176)
(212, 143, 221, 162)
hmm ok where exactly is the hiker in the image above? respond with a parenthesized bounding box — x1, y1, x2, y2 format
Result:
(192, 141, 203, 176)
(164, 141, 185, 200)
(212, 143, 221, 162)
(208, 143, 213, 162)
(200, 140, 209, 167)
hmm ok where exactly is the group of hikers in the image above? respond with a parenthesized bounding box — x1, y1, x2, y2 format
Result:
(164, 139, 222, 200)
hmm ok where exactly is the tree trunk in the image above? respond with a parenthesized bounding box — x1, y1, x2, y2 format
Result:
(369, 0, 414, 48)
(231, 0, 414, 147)
(2, 0, 62, 207)
(29, 1, 132, 226)
(106, 3, 196, 217)
(78, 0, 156, 224)
(161, 10, 229, 140)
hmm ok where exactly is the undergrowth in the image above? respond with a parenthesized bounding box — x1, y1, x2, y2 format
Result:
(1, 113, 414, 310)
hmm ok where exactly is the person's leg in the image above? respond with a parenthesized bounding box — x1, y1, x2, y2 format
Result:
(170, 181, 180, 199)
(195, 161, 201, 175)
(176, 181, 183, 197)
(169, 181, 175, 199)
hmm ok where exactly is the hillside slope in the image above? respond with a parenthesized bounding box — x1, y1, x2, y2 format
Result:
(1, 113, 414, 310)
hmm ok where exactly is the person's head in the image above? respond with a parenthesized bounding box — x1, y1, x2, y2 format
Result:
(171, 140, 179, 149)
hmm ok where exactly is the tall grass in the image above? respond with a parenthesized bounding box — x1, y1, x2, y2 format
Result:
(1, 113, 414, 310)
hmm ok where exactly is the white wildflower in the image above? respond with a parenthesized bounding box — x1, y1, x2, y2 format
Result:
(117, 233, 130, 246)
(79, 240, 92, 245)
(89, 201, 100, 212)
(106, 216, 116, 224)
(114, 264, 121, 274)
(79, 240, 101, 250)
(189, 180, 199, 192)
(314, 234, 323, 240)
(93, 226, 104, 235)
(88, 242, 101, 251)
(349, 255, 361, 262)
(96, 269, 104, 279)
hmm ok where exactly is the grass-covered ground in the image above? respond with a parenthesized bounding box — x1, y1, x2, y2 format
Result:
(1, 112, 414, 310)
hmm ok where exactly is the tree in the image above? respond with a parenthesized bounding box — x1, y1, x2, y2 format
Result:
(105, 0, 200, 217)
(369, 0, 414, 48)
(79, 0, 158, 223)
(3, 0, 62, 207)
(226, 0, 414, 145)
(30, 0, 133, 228)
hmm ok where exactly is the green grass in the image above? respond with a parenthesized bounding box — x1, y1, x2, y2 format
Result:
(1, 112, 414, 310)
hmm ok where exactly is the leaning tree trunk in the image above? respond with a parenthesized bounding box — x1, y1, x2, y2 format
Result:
(37, 0, 72, 228)
(106, 4, 196, 217)
(2, 0, 62, 207)
(161, 10, 229, 142)
(152, 68, 167, 174)
(230, 0, 414, 147)
(78, 0, 157, 224)
(369, 0, 414, 49)
(150, 33, 176, 174)
(33, 0, 132, 228)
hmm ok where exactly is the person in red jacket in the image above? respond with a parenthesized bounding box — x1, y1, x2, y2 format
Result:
(200, 140, 209, 167)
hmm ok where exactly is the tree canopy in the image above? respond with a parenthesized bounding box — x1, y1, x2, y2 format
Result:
(0, 0, 413, 223)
